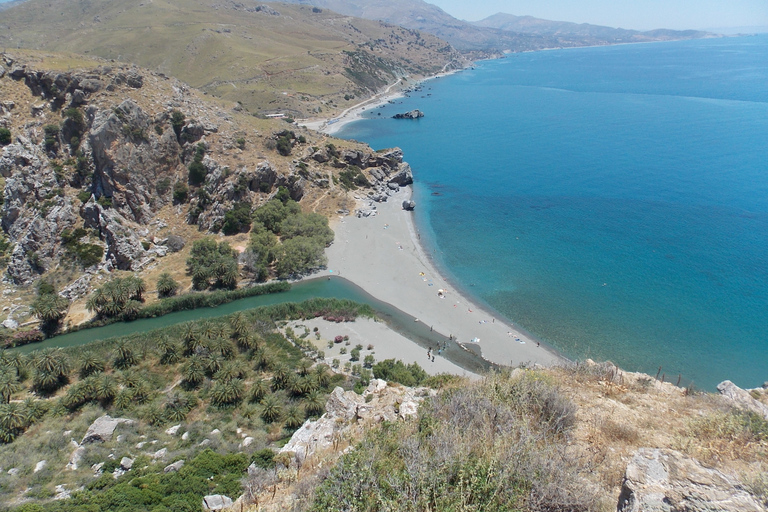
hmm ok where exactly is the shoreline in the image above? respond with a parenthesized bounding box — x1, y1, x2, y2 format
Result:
(315, 187, 567, 370)
(299, 68, 462, 136)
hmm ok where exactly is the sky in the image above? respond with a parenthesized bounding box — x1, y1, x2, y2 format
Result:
(428, 0, 768, 31)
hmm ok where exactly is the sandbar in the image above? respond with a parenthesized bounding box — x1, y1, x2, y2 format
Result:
(319, 187, 567, 371)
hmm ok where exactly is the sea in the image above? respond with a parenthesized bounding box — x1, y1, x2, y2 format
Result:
(334, 35, 768, 391)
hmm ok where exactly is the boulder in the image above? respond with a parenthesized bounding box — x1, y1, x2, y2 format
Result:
(164, 234, 186, 253)
(152, 448, 168, 460)
(165, 424, 181, 436)
(402, 200, 416, 211)
(82, 415, 134, 444)
(393, 109, 424, 119)
(2, 319, 18, 330)
(717, 380, 768, 420)
(617, 448, 764, 512)
(164, 460, 185, 473)
(119, 457, 133, 470)
(388, 163, 414, 186)
(66, 445, 86, 470)
(203, 494, 233, 511)
(34, 460, 47, 473)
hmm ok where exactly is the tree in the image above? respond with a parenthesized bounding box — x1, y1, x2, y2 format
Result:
(182, 357, 206, 389)
(158, 337, 181, 365)
(31, 281, 69, 336)
(170, 110, 185, 140)
(249, 379, 269, 403)
(0, 372, 20, 404)
(284, 405, 304, 430)
(113, 339, 137, 369)
(280, 212, 334, 246)
(275, 237, 327, 279)
(260, 394, 283, 423)
(303, 390, 324, 417)
(210, 378, 244, 407)
(157, 273, 179, 298)
(86, 276, 146, 319)
(79, 352, 106, 378)
(187, 239, 239, 290)
(221, 201, 252, 235)
(31, 348, 70, 394)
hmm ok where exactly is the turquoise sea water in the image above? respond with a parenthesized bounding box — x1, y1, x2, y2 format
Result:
(336, 35, 768, 390)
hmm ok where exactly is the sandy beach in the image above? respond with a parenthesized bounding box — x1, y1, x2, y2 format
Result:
(300, 69, 461, 136)
(321, 187, 567, 370)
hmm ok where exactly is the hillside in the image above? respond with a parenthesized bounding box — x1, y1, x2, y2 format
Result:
(0, 0, 465, 116)
(474, 13, 711, 44)
(0, 51, 414, 328)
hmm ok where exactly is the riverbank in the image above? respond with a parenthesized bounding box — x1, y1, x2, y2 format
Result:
(319, 187, 567, 369)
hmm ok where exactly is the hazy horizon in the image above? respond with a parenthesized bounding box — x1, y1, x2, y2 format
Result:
(1, 0, 767, 32)
(429, 0, 768, 31)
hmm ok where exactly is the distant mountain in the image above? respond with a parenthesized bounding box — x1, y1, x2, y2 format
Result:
(473, 13, 711, 44)
(283, 0, 712, 52)
(0, 0, 25, 11)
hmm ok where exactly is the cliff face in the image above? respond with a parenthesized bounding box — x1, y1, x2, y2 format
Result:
(0, 52, 408, 302)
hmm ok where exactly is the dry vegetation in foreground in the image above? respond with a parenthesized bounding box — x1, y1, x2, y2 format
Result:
(242, 363, 768, 512)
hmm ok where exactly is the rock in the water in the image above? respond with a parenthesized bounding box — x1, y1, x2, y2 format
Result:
(82, 415, 134, 444)
(164, 460, 185, 473)
(617, 448, 764, 512)
(717, 380, 768, 420)
(203, 494, 233, 511)
(402, 200, 416, 211)
(393, 109, 424, 119)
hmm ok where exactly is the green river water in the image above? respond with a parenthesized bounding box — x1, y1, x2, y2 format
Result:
(15, 277, 492, 374)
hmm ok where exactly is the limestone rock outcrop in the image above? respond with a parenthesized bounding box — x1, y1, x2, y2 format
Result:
(393, 109, 424, 119)
(617, 448, 765, 512)
(280, 379, 435, 460)
(717, 380, 768, 420)
(82, 415, 134, 444)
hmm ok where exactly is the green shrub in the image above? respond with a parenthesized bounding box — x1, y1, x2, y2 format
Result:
(372, 359, 427, 387)
(170, 109, 185, 140)
(0, 127, 11, 146)
(186, 239, 239, 290)
(156, 177, 172, 195)
(156, 273, 179, 298)
(221, 201, 252, 235)
(172, 181, 188, 203)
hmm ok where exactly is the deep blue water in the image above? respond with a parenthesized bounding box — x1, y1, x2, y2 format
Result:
(336, 35, 768, 390)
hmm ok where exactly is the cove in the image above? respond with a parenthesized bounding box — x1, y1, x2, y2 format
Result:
(16, 277, 493, 375)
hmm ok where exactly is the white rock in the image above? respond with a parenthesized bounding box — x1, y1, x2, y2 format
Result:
(135, 441, 146, 449)
(164, 460, 185, 473)
(152, 448, 168, 460)
(199, 439, 211, 447)
(119, 457, 133, 470)
(209, 429, 221, 436)
(181, 432, 190, 441)
(165, 424, 181, 436)
(2, 319, 18, 329)
(7, 468, 19, 476)
(34, 460, 47, 473)
(202, 494, 233, 511)
(240, 437, 254, 448)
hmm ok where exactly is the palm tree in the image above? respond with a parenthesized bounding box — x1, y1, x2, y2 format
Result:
(79, 352, 106, 378)
(313, 365, 332, 389)
(229, 312, 249, 341)
(204, 353, 224, 378)
(31, 292, 69, 335)
(303, 390, 325, 417)
(32, 348, 70, 394)
(215, 361, 247, 383)
(249, 379, 269, 403)
(284, 405, 305, 430)
(0, 372, 20, 404)
(182, 357, 206, 389)
(297, 359, 313, 377)
(125, 275, 146, 302)
(252, 347, 273, 372)
(209, 337, 235, 360)
(210, 378, 244, 407)
(260, 394, 283, 424)
(113, 340, 137, 369)
(156, 273, 179, 298)
(0, 352, 27, 380)
(114, 389, 134, 411)
(158, 337, 181, 365)
(0, 402, 27, 442)
(271, 364, 290, 391)
(164, 391, 194, 422)
(93, 373, 118, 406)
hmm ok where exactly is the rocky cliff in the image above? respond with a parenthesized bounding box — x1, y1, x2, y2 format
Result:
(0, 52, 411, 312)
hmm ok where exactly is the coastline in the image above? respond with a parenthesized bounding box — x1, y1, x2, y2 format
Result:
(318, 187, 567, 370)
(299, 69, 462, 136)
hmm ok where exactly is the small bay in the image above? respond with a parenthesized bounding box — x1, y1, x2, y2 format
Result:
(336, 35, 768, 390)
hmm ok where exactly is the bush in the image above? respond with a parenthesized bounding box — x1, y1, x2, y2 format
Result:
(0, 127, 11, 146)
(173, 181, 188, 203)
(371, 359, 427, 387)
(170, 109, 185, 140)
(221, 201, 252, 235)
(157, 273, 179, 298)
